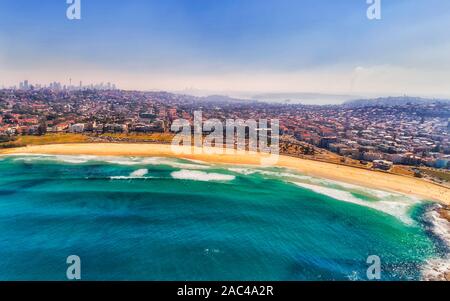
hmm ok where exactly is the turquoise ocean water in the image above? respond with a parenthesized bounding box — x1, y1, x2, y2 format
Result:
(0, 154, 448, 280)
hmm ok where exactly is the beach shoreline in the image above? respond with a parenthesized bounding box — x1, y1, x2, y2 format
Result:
(2, 142, 450, 281)
(1, 143, 449, 206)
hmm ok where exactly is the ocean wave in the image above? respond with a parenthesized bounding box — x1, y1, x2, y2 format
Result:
(227, 167, 412, 221)
(425, 205, 450, 249)
(109, 176, 153, 180)
(130, 169, 149, 177)
(100, 156, 210, 169)
(5, 154, 210, 169)
(228, 168, 312, 180)
(292, 182, 419, 225)
(171, 170, 235, 182)
(227, 168, 257, 175)
(257, 170, 313, 181)
(421, 204, 450, 281)
(9, 154, 96, 164)
(232, 167, 403, 200)
(103, 158, 142, 166)
(110, 169, 153, 180)
(140, 157, 210, 170)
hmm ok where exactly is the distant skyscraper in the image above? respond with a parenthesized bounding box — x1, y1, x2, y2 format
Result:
(19, 80, 30, 90)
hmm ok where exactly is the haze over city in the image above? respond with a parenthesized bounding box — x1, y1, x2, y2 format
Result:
(1, 0, 450, 103)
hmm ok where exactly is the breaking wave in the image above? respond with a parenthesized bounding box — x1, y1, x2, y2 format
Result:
(229, 167, 403, 200)
(110, 169, 152, 180)
(5, 154, 209, 169)
(171, 170, 235, 182)
(292, 182, 419, 225)
(227, 168, 257, 176)
(9, 154, 95, 164)
(421, 204, 450, 281)
(139, 157, 210, 170)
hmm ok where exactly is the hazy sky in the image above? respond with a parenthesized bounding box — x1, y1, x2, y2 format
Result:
(1, 0, 450, 100)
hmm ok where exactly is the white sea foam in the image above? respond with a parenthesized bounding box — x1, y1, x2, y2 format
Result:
(228, 168, 257, 175)
(250, 168, 404, 200)
(5, 154, 210, 170)
(130, 169, 149, 177)
(57, 158, 91, 164)
(110, 169, 153, 180)
(171, 170, 235, 182)
(425, 205, 450, 248)
(103, 158, 141, 166)
(96, 156, 210, 169)
(184, 159, 209, 165)
(140, 157, 210, 170)
(10, 154, 96, 164)
(257, 170, 313, 181)
(319, 179, 402, 199)
(293, 182, 419, 225)
(420, 205, 450, 280)
(225, 167, 410, 213)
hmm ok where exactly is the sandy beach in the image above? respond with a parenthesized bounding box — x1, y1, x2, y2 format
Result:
(1, 143, 449, 205)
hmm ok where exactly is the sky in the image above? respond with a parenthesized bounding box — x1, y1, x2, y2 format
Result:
(0, 0, 450, 102)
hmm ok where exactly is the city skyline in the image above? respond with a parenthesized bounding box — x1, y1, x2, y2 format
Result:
(1, 1, 450, 101)
(8, 79, 117, 91)
(5, 79, 450, 106)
